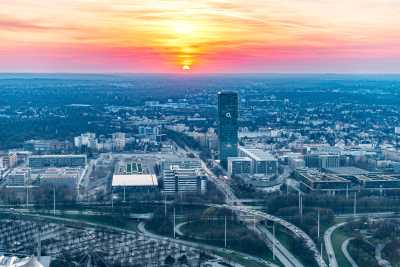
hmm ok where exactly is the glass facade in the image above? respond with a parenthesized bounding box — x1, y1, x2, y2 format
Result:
(218, 91, 238, 167)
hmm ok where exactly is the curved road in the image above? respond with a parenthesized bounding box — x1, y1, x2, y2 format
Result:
(202, 158, 327, 267)
(342, 238, 358, 267)
(3, 209, 277, 267)
(324, 222, 347, 267)
(138, 222, 279, 267)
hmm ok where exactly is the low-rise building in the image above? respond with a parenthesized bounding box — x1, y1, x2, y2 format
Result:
(37, 168, 82, 190)
(28, 155, 87, 168)
(294, 168, 351, 193)
(304, 153, 340, 169)
(112, 174, 158, 193)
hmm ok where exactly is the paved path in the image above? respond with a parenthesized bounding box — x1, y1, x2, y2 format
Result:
(342, 238, 358, 267)
(324, 222, 347, 267)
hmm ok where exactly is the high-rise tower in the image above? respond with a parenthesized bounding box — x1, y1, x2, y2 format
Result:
(218, 91, 239, 168)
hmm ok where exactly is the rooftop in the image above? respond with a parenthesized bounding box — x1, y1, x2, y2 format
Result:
(112, 174, 158, 187)
(29, 154, 86, 158)
(354, 174, 400, 182)
(227, 157, 252, 162)
(239, 147, 276, 161)
(296, 168, 350, 183)
(326, 166, 370, 175)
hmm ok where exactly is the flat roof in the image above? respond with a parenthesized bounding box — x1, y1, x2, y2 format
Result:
(29, 155, 86, 158)
(239, 147, 276, 161)
(326, 167, 369, 175)
(354, 174, 400, 182)
(296, 169, 350, 183)
(227, 157, 252, 162)
(112, 174, 158, 187)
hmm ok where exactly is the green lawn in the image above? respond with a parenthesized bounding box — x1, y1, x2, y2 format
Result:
(180, 220, 282, 266)
(331, 228, 352, 267)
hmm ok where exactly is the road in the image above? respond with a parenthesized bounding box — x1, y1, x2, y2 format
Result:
(335, 212, 396, 219)
(324, 222, 347, 267)
(77, 158, 95, 200)
(257, 225, 304, 267)
(138, 222, 279, 267)
(190, 147, 327, 267)
(3, 208, 277, 267)
(342, 238, 358, 267)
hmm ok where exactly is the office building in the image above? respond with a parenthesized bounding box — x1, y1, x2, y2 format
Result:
(24, 139, 72, 153)
(28, 155, 87, 168)
(294, 168, 351, 193)
(6, 168, 30, 186)
(38, 168, 82, 190)
(227, 157, 252, 177)
(218, 91, 239, 167)
(305, 153, 340, 170)
(238, 147, 278, 175)
(162, 159, 206, 194)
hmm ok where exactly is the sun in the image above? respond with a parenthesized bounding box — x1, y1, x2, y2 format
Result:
(182, 65, 191, 71)
(173, 22, 196, 35)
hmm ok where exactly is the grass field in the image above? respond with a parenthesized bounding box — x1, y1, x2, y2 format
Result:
(180, 220, 282, 266)
(331, 227, 352, 267)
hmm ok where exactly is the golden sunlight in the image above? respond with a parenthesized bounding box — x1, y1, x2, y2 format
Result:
(182, 65, 191, 71)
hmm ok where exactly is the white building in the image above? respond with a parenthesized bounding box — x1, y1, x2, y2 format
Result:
(162, 159, 206, 194)
(238, 147, 278, 175)
(74, 132, 97, 149)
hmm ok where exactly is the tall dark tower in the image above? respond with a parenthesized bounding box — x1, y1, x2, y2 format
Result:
(218, 91, 238, 168)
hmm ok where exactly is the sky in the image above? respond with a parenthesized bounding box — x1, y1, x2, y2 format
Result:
(1, 0, 400, 73)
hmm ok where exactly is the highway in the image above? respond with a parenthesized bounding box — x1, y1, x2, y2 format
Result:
(194, 150, 327, 267)
(256, 225, 304, 267)
(324, 222, 346, 267)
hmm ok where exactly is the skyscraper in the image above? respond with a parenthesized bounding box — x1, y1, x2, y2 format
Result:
(218, 91, 239, 167)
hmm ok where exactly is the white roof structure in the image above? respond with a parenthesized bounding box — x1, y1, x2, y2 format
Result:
(239, 147, 277, 161)
(112, 174, 158, 187)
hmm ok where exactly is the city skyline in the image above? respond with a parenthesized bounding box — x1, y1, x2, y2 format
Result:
(1, 0, 400, 73)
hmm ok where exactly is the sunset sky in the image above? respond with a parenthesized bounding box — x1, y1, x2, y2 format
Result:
(1, 0, 400, 73)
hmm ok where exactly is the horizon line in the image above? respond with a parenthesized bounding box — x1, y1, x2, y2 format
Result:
(1, 72, 400, 76)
